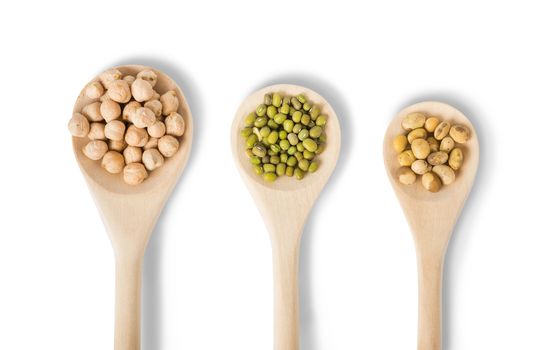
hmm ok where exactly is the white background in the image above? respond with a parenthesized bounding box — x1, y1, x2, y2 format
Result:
(1, 1, 542, 349)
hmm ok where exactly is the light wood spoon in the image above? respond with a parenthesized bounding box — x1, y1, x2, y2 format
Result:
(383, 101, 479, 350)
(72, 65, 193, 350)
(231, 84, 341, 350)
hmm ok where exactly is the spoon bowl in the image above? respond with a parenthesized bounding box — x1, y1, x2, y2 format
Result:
(383, 101, 479, 350)
(72, 65, 193, 350)
(232, 84, 340, 350)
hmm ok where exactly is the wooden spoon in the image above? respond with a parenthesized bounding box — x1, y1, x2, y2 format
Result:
(72, 65, 193, 350)
(231, 84, 341, 350)
(383, 101, 479, 350)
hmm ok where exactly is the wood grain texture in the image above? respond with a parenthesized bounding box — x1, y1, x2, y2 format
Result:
(232, 84, 341, 350)
(383, 101, 479, 350)
(72, 65, 193, 350)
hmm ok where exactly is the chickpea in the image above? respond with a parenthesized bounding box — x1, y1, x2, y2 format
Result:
(432, 165, 456, 185)
(125, 125, 149, 147)
(85, 81, 104, 99)
(68, 113, 90, 137)
(123, 146, 142, 164)
(123, 75, 136, 86)
(123, 101, 141, 122)
(100, 93, 112, 102)
(407, 128, 427, 144)
(101, 151, 125, 174)
(434, 121, 451, 140)
(393, 135, 408, 153)
(131, 78, 154, 102)
(424, 117, 440, 132)
(144, 100, 162, 118)
(427, 151, 449, 166)
(411, 159, 431, 175)
(99, 68, 122, 89)
(107, 79, 132, 103)
(411, 139, 431, 159)
(401, 112, 426, 130)
(100, 100, 121, 122)
(87, 122, 106, 140)
(148, 121, 166, 138)
(150, 91, 160, 101)
(398, 166, 417, 185)
(82, 101, 103, 122)
(449, 124, 470, 143)
(137, 69, 158, 87)
(83, 140, 108, 160)
(123, 163, 148, 185)
(422, 172, 442, 193)
(160, 91, 179, 115)
(398, 150, 416, 166)
(449, 148, 464, 170)
(144, 137, 158, 150)
(109, 139, 127, 152)
(142, 149, 165, 171)
(158, 135, 179, 157)
(165, 112, 185, 136)
(439, 136, 455, 153)
(104, 120, 126, 141)
(132, 107, 156, 128)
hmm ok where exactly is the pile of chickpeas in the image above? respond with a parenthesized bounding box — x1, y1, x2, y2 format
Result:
(68, 68, 185, 185)
(394, 112, 470, 192)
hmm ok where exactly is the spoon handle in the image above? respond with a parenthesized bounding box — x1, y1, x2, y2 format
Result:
(417, 252, 444, 350)
(272, 242, 301, 350)
(114, 257, 143, 350)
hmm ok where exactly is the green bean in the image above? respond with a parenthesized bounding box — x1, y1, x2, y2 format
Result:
(256, 104, 267, 117)
(319, 133, 326, 142)
(270, 155, 280, 165)
(270, 144, 281, 153)
(274, 113, 287, 124)
(302, 138, 318, 152)
(267, 105, 277, 118)
(298, 129, 309, 140)
(283, 119, 294, 132)
(316, 114, 327, 126)
(263, 172, 277, 182)
(252, 143, 267, 157)
(294, 167, 305, 180)
(287, 146, 296, 155)
(280, 104, 290, 114)
(301, 114, 310, 126)
(296, 143, 305, 152)
(245, 113, 256, 126)
(245, 149, 254, 158)
(315, 143, 325, 154)
(286, 166, 294, 177)
(253, 165, 263, 174)
(279, 130, 287, 140)
(250, 156, 261, 165)
(272, 93, 282, 107)
(309, 106, 320, 119)
(308, 161, 318, 173)
(309, 126, 322, 138)
(267, 131, 279, 144)
(292, 111, 302, 123)
(308, 121, 315, 128)
(294, 151, 303, 161)
(287, 156, 297, 166)
(276, 163, 286, 176)
(291, 97, 302, 110)
(298, 159, 309, 171)
(293, 123, 302, 133)
(254, 116, 268, 128)
(303, 102, 311, 112)
(303, 150, 315, 160)
(262, 155, 270, 163)
(263, 164, 275, 173)
(287, 133, 299, 145)
(268, 120, 279, 129)
(246, 134, 258, 148)
(296, 94, 306, 103)
(264, 94, 272, 105)
(267, 148, 277, 156)
(241, 127, 253, 138)
(282, 97, 290, 105)
(279, 139, 290, 150)
(260, 126, 271, 138)
(280, 153, 288, 163)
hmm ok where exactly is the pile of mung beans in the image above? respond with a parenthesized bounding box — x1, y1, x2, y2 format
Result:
(68, 68, 185, 185)
(394, 112, 470, 192)
(241, 92, 327, 182)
